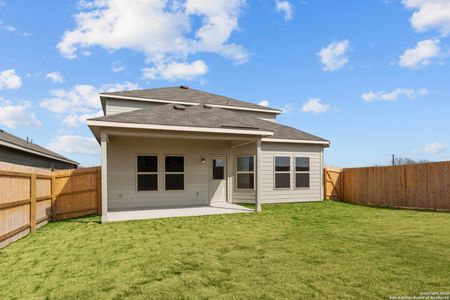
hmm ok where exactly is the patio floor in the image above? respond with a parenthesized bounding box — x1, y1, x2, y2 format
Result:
(106, 203, 253, 222)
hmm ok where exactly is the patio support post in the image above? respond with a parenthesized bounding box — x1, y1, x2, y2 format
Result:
(101, 132, 109, 223)
(256, 139, 262, 212)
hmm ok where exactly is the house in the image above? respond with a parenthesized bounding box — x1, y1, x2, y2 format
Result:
(87, 86, 329, 222)
(0, 129, 79, 170)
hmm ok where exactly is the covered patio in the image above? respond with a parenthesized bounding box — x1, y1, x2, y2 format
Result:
(106, 202, 253, 222)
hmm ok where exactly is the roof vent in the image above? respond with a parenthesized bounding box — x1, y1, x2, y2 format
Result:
(173, 105, 186, 110)
(203, 104, 212, 109)
(179, 85, 189, 89)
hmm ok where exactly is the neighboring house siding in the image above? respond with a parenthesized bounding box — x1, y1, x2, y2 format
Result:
(0, 145, 76, 170)
(104, 98, 277, 122)
(107, 136, 232, 210)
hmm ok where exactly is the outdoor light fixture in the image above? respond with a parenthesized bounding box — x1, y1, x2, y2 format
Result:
(201, 158, 206, 164)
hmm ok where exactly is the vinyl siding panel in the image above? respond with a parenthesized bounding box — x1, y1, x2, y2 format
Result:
(107, 136, 231, 210)
(260, 143, 323, 203)
(0, 145, 77, 170)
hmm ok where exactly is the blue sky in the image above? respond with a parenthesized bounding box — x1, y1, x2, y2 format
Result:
(0, 0, 449, 167)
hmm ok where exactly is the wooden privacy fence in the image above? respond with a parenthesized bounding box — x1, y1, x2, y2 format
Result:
(324, 161, 450, 211)
(0, 163, 101, 248)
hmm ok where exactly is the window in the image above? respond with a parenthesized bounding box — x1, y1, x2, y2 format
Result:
(213, 159, 225, 180)
(137, 156, 158, 191)
(236, 156, 254, 189)
(165, 156, 184, 190)
(295, 157, 310, 188)
(275, 156, 291, 189)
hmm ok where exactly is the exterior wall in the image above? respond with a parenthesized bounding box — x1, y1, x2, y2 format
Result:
(107, 136, 232, 210)
(260, 142, 323, 203)
(104, 98, 277, 122)
(231, 142, 323, 204)
(105, 98, 162, 115)
(0, 145, 77, 170)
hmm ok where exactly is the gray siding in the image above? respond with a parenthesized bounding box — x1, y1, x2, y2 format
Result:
(105, 98, 277, 122)
(0, 146, 77, 170)
(232, 142, 323, 204)
(107, 136, 231, 210)
(260, 143, 323, 203)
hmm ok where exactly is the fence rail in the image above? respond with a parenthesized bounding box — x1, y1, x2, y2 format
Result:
(324, 161, 450, 211)
(0, 162, 101, 248)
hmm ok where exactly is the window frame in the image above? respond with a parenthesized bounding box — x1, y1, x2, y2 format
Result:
(136, 154, 159, 192)
(274, 156, 292, 190)
(294, 156, 310, 189)
(164, 155, 185, 191)
(235, 155, 255, 191)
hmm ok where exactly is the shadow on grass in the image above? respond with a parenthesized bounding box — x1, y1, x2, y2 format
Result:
(55, 214, 101, 224)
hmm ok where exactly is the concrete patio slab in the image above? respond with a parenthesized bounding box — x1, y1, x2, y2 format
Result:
(105, 203, 253, 222)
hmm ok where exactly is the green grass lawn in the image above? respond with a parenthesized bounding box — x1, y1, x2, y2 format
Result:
(1, 201, 450, 299)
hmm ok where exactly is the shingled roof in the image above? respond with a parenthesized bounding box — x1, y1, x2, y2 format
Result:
(89, 104, 328, 143)
(100, 86, 282, 113)
(0, 129, 79, 165)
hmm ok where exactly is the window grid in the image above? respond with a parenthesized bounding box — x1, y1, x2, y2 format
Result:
(164, 156, 185, 191)
(295, 157, 310, 189)
(236, 156, 255, 190)
(136, 155, 158, 192)
(274, 156, 291, 190)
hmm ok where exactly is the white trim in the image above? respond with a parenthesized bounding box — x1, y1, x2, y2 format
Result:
(101, 133, 108, 223)
(235, 155, 256, 191)
(0, 140, 78, 166)
(99, 94, 282, 114)
(164, 155, 185, 191)
(262, 138, 330, 145)
(136, 154, 159, 192)
(294, 156, 311, 189)
(256, 139, 262, 212)
(273, 156, 291, 190)
(88, 120, 274, 136)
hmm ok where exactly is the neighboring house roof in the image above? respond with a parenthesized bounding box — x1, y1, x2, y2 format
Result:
(100, 86, 282, 114)
(0, 129, 79, 165)
(88, 104, 329, 145)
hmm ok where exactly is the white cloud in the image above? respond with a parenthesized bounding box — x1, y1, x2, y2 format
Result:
(0, 20, 30, 36)
(41, 81, 138, 128)
(0, 69, 22, 90)
(399, 39, 440, 68)
(47, 135, 100, 156)
(112, 61, 125, 72)
(275, 0, 293, 21)
(57, 0, 248, 80)
(0, 101, 42, 128)
(317, 40, 349, 72)
(301, 98, 331, 114)
(142, 60, 208, 81)
(402, 0, 450, 36)
(280, 104, 293, 113)
(422, 142, 447, 154)
(258, 100, 269, 107)
(45, 71, 64, 83)
(62, 110, 103, 127)
(361, 88, 428, 102)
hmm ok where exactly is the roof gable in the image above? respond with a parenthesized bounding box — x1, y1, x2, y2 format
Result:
(0, 129, 79, 165)
(100, 86, 281, 113)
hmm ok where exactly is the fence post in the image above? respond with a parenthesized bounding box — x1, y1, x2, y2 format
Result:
(51, 174, 57, 221)
(30, 174, 37, 233)
(323, 169, 328, 200)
